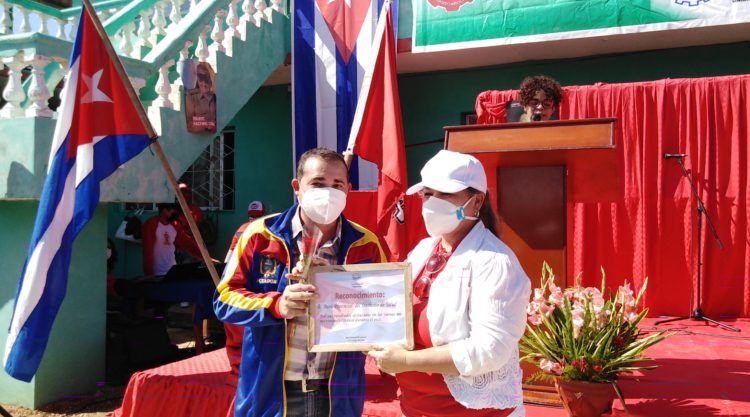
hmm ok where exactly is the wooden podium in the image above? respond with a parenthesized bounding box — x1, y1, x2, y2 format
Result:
(444, 118, 618, 406)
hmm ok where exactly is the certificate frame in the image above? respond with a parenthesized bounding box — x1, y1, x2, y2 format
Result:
(307, 262, 413, 353)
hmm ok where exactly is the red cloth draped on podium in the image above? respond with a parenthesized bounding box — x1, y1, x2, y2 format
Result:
(112, 349, 403, 417)
(475, 75, 750, 318)
(112, 349, 236, 417)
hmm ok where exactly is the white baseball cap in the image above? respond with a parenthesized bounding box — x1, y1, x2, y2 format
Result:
(406, 150, 487, 195)
(247, 201, 265, 217)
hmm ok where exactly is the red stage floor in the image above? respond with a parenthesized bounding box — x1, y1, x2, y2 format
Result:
(525, 318, 750, 417)
(112, 318, 750, 417)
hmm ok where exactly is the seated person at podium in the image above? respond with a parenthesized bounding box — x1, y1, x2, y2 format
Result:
(516, 75, 564, 122)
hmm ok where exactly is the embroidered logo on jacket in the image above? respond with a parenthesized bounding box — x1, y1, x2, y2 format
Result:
(260, 256, 278, 275)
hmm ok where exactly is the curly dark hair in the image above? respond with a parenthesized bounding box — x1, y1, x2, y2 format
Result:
(518, 75, 563, 106)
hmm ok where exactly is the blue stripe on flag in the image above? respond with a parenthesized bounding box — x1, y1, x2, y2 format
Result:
(25, 141, 74, 251)
(293, 0, 318, 164)
(335, 46, 361, 187)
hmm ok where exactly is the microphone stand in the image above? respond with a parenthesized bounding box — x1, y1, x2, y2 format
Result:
(655, 157, 740, 332)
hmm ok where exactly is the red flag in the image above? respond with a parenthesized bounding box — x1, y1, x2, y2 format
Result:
(346, 2, 407, 261)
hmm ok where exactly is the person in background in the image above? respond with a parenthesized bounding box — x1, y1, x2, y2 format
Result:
(224, 200, 266, 263)
(222, 200, 267, 378)
(174, 183, 204, 263)
(518, 75, 564, 122)
(368, 150, 531, 417)
(106, 238, 118, 298)
(141, 203, 201, 277)
(214, 148, 386, 417)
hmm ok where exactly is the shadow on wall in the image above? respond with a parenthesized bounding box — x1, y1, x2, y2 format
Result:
(0, 201, 38, 347)
(6, 161, 37, 198)
(5, 117, 53, 199)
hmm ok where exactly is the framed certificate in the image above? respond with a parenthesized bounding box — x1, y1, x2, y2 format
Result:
(307, 262, 414, 352)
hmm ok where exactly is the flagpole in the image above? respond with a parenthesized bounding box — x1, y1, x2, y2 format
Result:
(81, 0, 221, 287)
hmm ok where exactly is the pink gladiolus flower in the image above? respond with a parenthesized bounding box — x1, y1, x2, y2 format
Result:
(548, 283, 564, 307)
(528, 313, 543, 325)
(616, 282, 635, 307)
(624, 311, 639, 323)
(597, 309, 611, 326)
(540, 359, 563, 375)
(539, 302, 554, 317)
(572, 305, 585, 338)
(533, 288, 546, 303)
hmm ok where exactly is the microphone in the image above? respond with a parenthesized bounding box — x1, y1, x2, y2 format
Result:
(531, 113, 542, 122)
(663, 153, 688, 159)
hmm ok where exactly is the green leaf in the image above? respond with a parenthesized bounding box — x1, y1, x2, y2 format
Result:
(613, 381, 629, 413)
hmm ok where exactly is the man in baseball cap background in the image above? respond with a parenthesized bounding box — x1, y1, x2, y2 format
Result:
(223, 199, 267, 378)
(247, 201, 265, 221)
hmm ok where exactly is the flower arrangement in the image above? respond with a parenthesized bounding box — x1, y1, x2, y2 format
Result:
(519, 262, 671, 405)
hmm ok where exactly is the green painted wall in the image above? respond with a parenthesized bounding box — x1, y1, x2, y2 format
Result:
(107, 84, 295, 279)
(215, 84, 295, 249)
(0, 118, 55, 199)
(0, 202, 106, 408)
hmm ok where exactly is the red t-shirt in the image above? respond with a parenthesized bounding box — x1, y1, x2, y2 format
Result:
(396, 242, 515, 417)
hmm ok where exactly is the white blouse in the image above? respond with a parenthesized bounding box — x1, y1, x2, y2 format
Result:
(407, 222, 531, 415)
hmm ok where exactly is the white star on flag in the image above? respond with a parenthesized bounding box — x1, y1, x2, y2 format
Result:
(80, 69, 113, 104)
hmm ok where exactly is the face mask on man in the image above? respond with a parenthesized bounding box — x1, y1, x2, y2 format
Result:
(421, 195, 478, 237)
(300, 187, 347, 225)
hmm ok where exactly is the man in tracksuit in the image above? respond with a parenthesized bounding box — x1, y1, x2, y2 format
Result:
(215, 148, 385, 417)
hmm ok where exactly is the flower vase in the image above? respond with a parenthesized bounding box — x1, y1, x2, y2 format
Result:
(555, 378, 614, 417)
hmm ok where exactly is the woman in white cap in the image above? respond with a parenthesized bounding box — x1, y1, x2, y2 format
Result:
(368, 150, 530, 417)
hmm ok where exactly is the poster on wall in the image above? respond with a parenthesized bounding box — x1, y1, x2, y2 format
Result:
(412, 0, 750, 53)
(183, 61, 217, 133)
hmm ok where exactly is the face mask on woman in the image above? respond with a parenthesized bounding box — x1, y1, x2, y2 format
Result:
(421, 195, 478, 237)
(300, 187, 347, 225)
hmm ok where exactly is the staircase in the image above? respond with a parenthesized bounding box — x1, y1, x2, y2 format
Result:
(0, 0, 290, 202)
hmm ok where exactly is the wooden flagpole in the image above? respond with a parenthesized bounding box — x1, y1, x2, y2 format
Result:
(81, 0, 221, 287)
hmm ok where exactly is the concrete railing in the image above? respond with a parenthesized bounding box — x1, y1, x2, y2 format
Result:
(0, 0, 289, 201)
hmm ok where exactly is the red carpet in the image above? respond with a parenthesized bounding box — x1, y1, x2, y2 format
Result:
(112, 318, 750, 417)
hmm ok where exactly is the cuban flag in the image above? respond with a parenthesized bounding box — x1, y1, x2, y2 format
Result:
(4, 5, 151, 382)
(345, 0, 409, 261)
(292, 0, 398, 190)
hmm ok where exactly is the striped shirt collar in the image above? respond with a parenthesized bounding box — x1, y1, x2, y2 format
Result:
(291, 207, 342, 248)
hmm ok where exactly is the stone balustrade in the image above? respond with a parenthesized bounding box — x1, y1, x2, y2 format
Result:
(0, 0, 286, 121)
